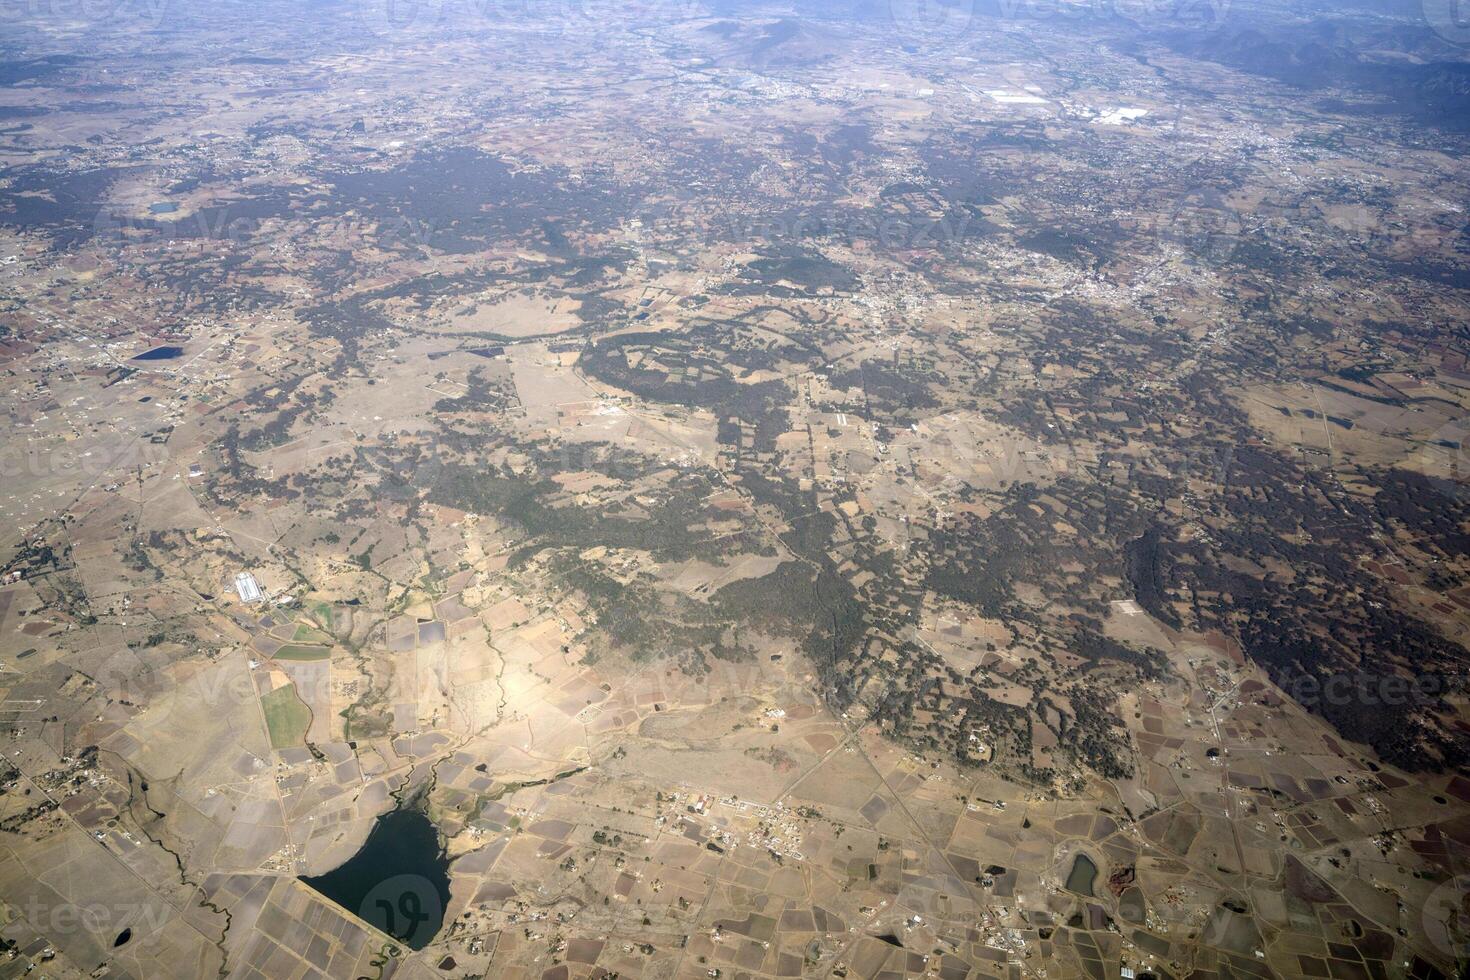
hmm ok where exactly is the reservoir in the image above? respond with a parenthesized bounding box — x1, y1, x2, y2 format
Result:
(1065, 853, 1098, 896)
(300, 807, 451, 950)
(132, 345, 184, 361)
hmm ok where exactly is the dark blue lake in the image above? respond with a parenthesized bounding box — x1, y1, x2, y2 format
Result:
(132, 345, 184, 361)
(300, 807, 451, 950)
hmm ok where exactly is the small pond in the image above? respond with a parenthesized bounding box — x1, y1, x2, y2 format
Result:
(1065, 853, 1098, 896)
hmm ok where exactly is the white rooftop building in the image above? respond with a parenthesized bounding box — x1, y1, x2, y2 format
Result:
(234, 572, 263, 604)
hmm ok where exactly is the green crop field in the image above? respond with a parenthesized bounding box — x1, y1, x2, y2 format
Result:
(273, 644, 331, 662)
(291, 624, 334, 644)
(261, 684, 312, 749)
